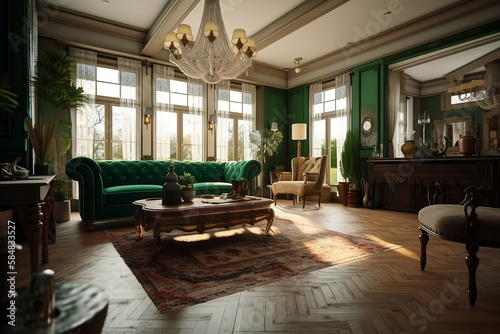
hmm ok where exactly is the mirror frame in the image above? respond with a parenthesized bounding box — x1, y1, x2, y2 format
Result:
(433, 116, 473, 156)
(482, 109, 500, 155)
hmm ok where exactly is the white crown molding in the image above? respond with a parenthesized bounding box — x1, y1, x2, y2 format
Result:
(37, 2, 147, 42)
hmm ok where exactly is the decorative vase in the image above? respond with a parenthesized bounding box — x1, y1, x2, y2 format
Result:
(401, 140, 418, 157)
(181, 189, 196, 202)
(162, 164, 182, 205)
(458, 135, 479, 156)
(337, 182, 349, 206)
(361, 178, 374, 209)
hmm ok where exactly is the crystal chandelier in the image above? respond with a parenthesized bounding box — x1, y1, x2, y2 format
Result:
(163, 0, 256, 84)
(472, 59, 500, 110)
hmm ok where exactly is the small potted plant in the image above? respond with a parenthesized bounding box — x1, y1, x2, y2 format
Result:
(179, 172, 196, 202)
(52, 177, 72, 222)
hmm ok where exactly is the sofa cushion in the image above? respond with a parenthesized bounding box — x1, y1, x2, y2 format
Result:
(194, 182, 232, 195)
(103, 185, 162, 206)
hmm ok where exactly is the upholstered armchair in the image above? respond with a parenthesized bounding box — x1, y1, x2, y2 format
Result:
(271, 156, 328, 208)
(418, 186, 500, 306)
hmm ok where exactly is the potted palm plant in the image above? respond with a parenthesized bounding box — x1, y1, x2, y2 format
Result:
(28, 49, 87, 175)
(179, 172, 196, 202)
(340, 129, 361, 207)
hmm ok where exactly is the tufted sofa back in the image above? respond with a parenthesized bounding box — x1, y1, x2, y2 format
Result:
(66, 157, 261, 190)
(96, 160, 228, 188)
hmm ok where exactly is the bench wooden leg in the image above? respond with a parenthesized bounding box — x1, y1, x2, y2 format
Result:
(419, 229, 429, 271)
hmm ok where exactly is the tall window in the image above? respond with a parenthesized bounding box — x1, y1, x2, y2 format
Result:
(72, 52, 140, 160)
(311, 74, 351, 185)
(216, 82, 256, 161)
(153, 65, 204, 161)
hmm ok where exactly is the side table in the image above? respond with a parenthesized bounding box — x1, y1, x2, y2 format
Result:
(0, 175, 55, 272)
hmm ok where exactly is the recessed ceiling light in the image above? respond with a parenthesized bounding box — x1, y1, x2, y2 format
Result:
(101, 0, 110, 4)
(384, 11, 391, 16)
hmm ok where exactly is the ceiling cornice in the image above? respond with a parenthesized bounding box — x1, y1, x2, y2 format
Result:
(252, 0, 350, 51)
(445, 47, 500, 84)
(37, 2, 147, 42)
(287, 0, 500, 86)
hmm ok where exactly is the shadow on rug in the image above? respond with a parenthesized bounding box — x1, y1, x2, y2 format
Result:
(106, 219, 400, 313)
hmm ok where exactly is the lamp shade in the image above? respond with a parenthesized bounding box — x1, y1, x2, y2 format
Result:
(292, 123, 307, 140)
(270, 122, 278, 132)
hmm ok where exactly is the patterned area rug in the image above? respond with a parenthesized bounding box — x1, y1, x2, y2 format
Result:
(106, 219, 400, 313)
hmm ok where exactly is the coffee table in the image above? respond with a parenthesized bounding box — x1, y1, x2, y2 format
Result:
(133, 196, 274, 253)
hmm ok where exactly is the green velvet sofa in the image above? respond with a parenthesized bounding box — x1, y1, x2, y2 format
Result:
(65, 157, 261, 230)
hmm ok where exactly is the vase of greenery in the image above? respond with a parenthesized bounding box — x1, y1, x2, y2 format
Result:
(179, 172, 196, 202)
(28, 49, 87, 175)
(340, 129, 361, 207)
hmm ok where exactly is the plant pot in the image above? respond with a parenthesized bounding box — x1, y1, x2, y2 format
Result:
(54, 200, 71, 222)
(181, 189, 196, 202)
(34, 164, 51, 175)
(337, 182, 349, 206)
(347, 188, 362, 207)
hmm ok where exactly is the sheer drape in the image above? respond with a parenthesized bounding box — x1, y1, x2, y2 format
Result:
(118, 58, 141, 160)
(388, 70, 401, 157)
(310, 82, 323, 156)
(335, 73, 351, 121)
(186, 77, 204, 160)
(241, 83, 256, 159)
(69, 47, 97, 159)
(216, 80, 230, 161)
(153, 64, 174, 160)
(187, 77, 204, 115)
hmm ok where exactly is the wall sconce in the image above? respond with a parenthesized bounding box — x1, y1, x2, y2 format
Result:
(208, 114, 216, 134)
(144, 107, 153, 129)
(292, 123, 307, 157)
(270, 122, 278, 132)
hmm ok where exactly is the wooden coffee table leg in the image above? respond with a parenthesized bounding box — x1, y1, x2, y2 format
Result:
(265, 208, 275, 235)
(135, 208, 145, 241)
(153, 221, 162, 254)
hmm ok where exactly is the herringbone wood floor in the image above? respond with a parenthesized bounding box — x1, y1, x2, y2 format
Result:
(16, 200, 500, 333)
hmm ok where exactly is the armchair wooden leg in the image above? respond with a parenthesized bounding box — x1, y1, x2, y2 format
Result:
(465, 250, 479, 306)
(419, 229, 429, 271)
(273, 194, 278, 206)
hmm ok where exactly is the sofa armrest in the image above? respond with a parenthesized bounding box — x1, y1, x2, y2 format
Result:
(65, 157, 104, 222)
(223, 160, 261, 195)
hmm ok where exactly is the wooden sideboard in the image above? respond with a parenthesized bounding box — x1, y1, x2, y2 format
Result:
(367, 156, 500, 213)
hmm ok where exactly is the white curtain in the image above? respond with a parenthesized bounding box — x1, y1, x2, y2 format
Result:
(187, 76, 204, 115)
(242, 83, 256, 160)
(153, 64, 174, 160)
(118, 57, 141, 160)
(216, 80, 230, 161)
(69, 47, 97, 159)
(388, 70, 401, 157)
(335, 73, 351, 121)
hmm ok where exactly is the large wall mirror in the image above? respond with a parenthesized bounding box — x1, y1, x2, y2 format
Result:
(433, 116, 473, 156)
(483, 109, 500, 155)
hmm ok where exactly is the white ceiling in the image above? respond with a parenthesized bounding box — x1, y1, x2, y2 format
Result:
(40, 0, 500, 83)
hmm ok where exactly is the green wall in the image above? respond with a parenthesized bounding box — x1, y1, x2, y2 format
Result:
(0, 0, 34, 168)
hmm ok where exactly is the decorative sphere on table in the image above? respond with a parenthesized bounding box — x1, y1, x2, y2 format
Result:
(162, 164, 182, 205)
